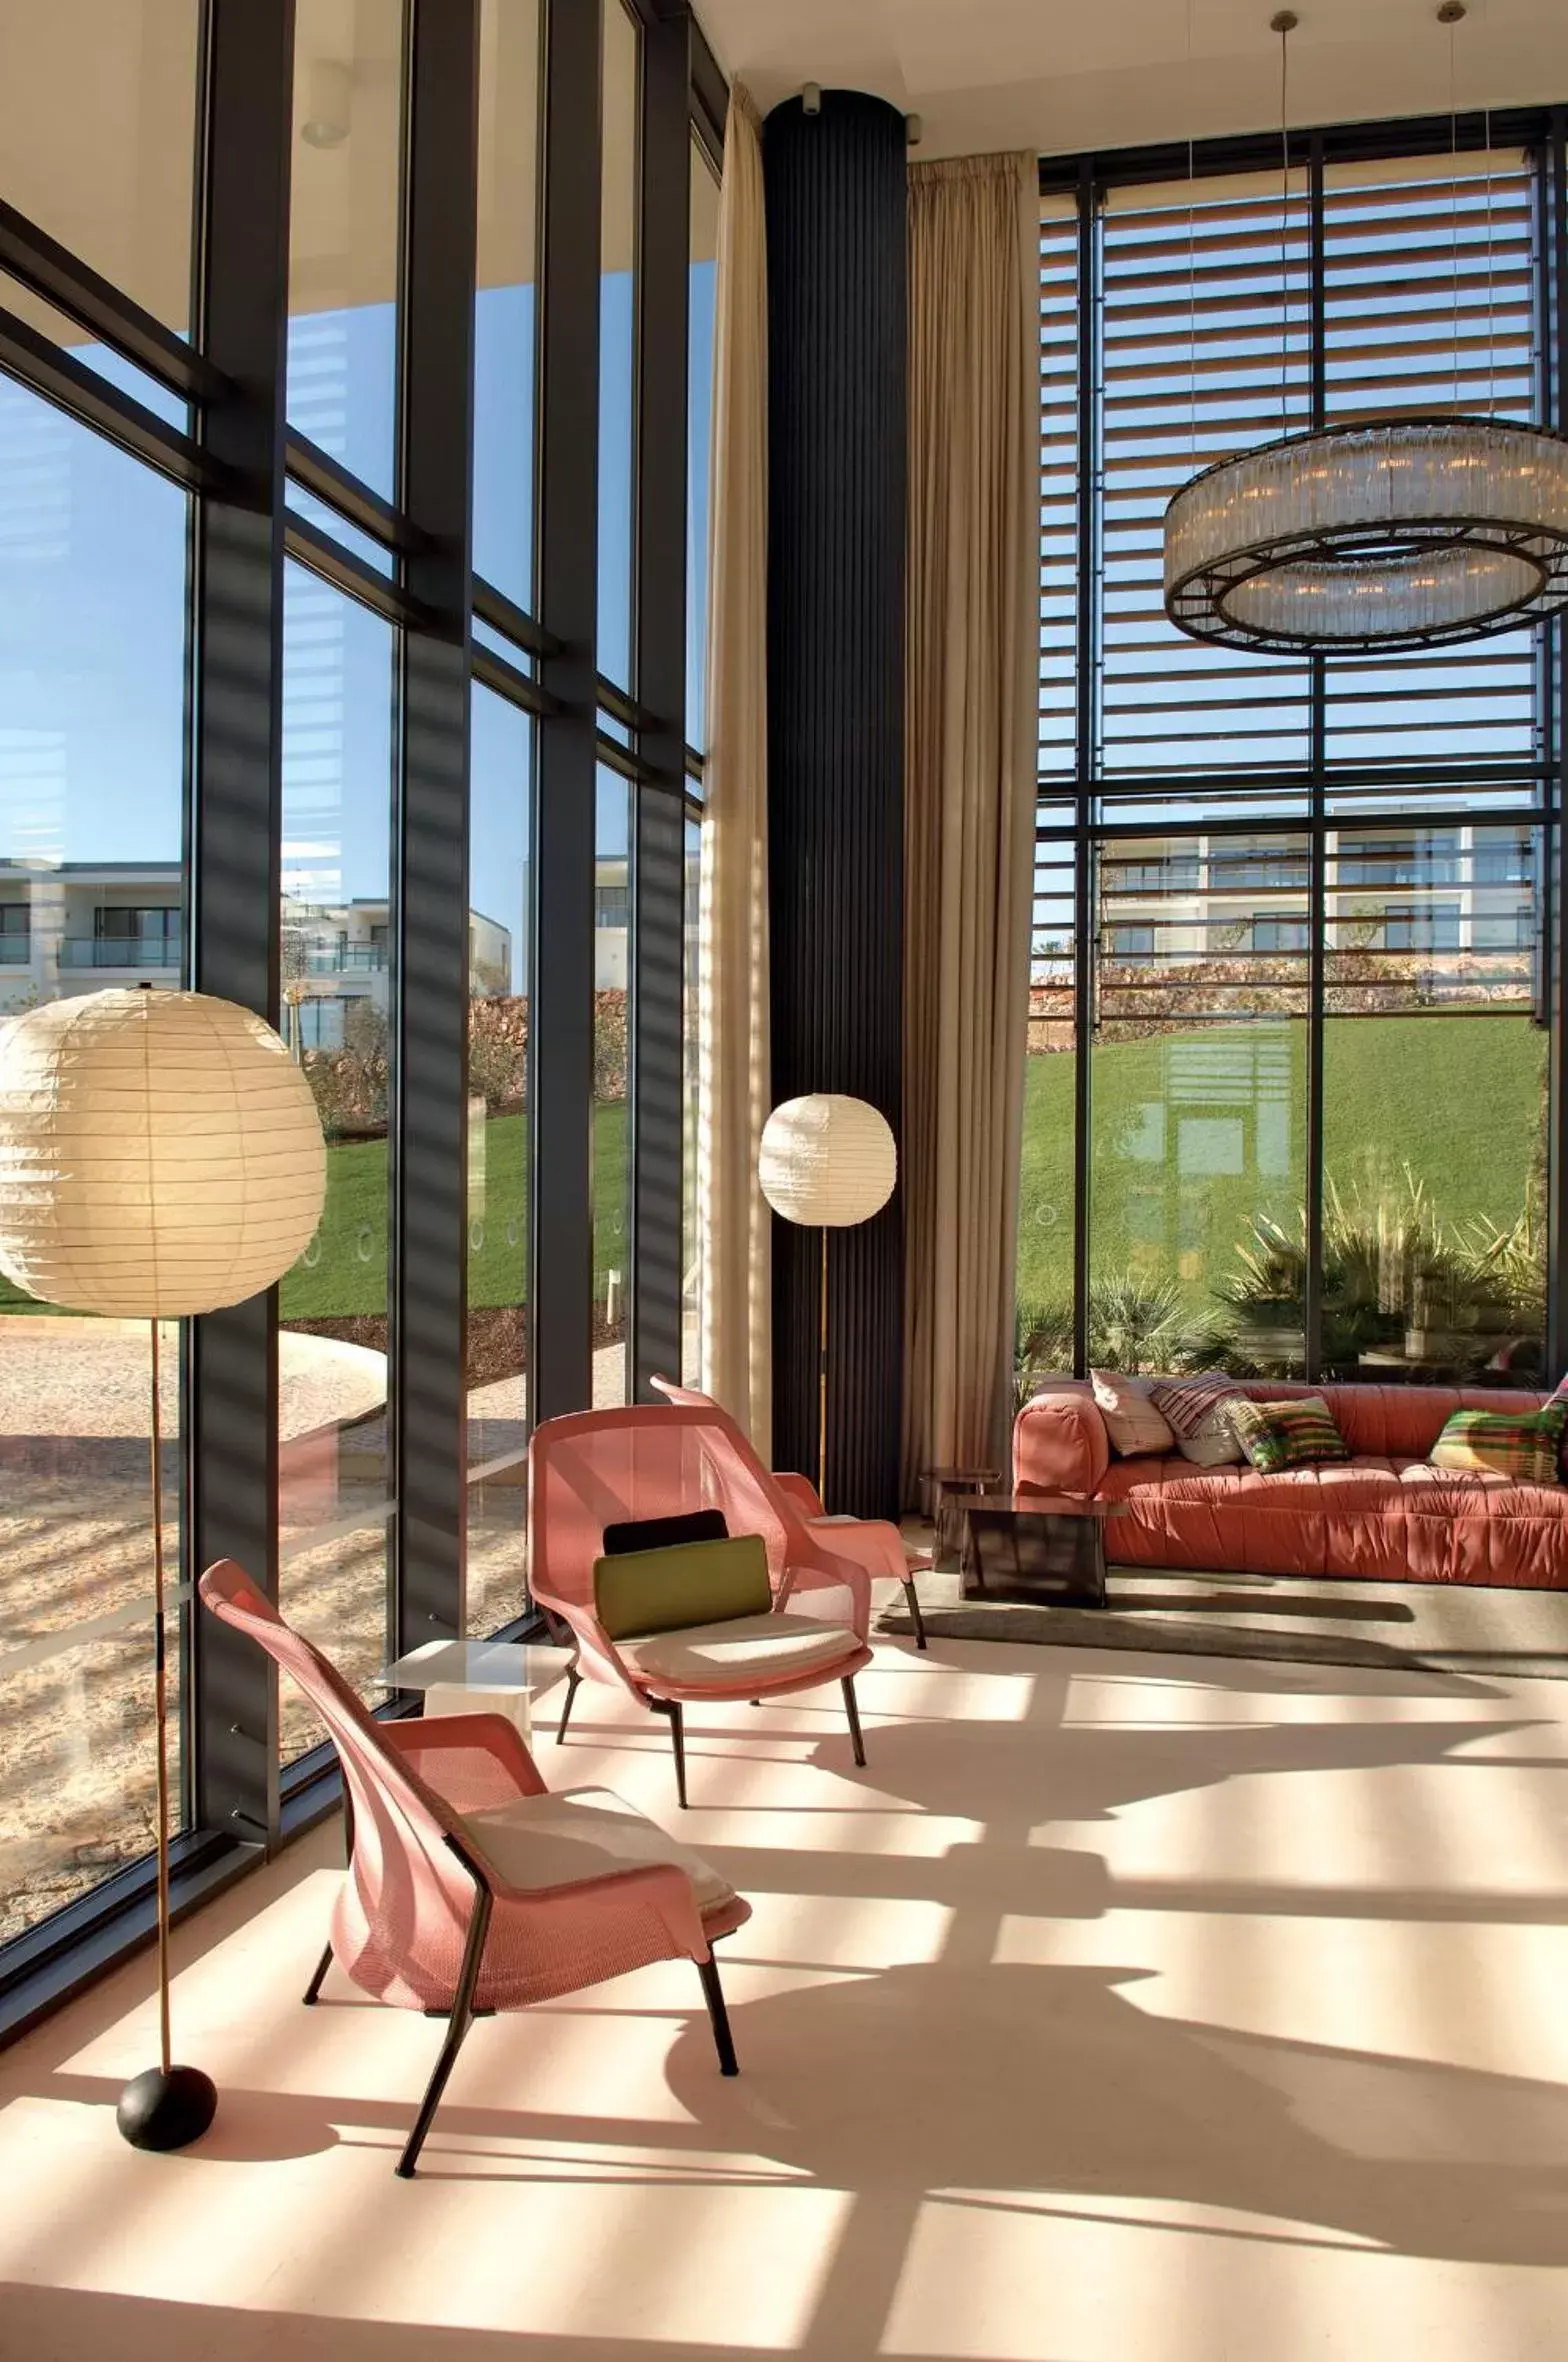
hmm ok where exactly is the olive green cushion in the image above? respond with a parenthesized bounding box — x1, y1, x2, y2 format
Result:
(593, 1533, 773, 1642)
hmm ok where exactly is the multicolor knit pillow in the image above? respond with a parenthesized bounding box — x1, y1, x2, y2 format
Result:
(1430, 1401, 1567, 1485)
(1229, 1395, 1351, 1476)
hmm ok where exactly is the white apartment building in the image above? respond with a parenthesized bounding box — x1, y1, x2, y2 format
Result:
(0, 863, 513, 1045)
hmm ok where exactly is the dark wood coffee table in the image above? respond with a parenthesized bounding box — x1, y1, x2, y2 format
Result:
(948, 1492, 1124, 1609)
(921, 1465, 1006, 1571)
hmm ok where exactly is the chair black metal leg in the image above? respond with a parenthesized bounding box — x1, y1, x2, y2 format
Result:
(842, 1674, 867, 1767)
(302, 1941, 334, 2007)
(396, 1881, 494, 2180)
(554, 1661, 582, 1746)
(664, 1698, 688, 1809)
(697, 1953, 739, 2077)
(903, 1573, 929, 1652)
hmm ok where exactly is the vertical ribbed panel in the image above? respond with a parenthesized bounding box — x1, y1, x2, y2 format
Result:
(764, 93, 907, 1518)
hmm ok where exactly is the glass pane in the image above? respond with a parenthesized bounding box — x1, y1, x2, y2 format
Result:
(0, 378, 189, 1938)
(1322, 822, 1545, 1385)
(1015, 827, 1077, 1393)
(1089, 832, 1309, 1377)
(288, 0, 405, 500)
(0, 0, 200, 330)
(686, 143, 718, 750)
(474, 0, 540, 613)
(595, 769, 630, 1401)
(466, 684, 533, 1638)
(277, 562, 394, 1752)
(597, 0, 639, 691)
(681, 811, 702, 1378)
(0, 271, 189, 430)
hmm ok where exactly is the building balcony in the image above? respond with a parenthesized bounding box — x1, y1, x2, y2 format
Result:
(58, 937, 180, 970)
(297, 945, 388, 976)
(0, 935, 30, 965)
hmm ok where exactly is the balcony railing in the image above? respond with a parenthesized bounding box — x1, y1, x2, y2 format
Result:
(58, 937, 180, 969)
(296, 945, 388, 976)
(0, 934, 29, 965)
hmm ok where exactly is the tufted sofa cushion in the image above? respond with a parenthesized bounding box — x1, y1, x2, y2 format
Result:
(1014, 1380, 1567, 1588)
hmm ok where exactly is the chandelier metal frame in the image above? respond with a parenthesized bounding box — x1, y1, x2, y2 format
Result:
(1164, 414, 1568, 653)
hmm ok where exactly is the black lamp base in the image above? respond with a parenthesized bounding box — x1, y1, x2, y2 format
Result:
(116, 2064, 218, 2152)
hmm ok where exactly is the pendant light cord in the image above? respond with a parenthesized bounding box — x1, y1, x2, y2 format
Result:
(1187, 0, 1198, 460)
(1273, 11, 1296, 438)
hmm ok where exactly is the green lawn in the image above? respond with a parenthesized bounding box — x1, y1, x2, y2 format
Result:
(0, 1102, 630, 1324)
(1016, 1012, 1547, 1315)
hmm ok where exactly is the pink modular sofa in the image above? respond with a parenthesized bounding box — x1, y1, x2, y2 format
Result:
(1013, 1380, 1568, 1589)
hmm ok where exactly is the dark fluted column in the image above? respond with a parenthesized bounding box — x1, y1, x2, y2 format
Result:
(765, 92, 907, 1519)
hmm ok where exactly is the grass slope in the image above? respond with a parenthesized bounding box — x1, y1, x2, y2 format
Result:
(0, 1102, 630, 1323)
(1016, 1012, 1545, 1313)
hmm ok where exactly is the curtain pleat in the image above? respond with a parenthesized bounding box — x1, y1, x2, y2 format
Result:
(696, 88, 773, 1451)
(902, 151, 1041, 1490)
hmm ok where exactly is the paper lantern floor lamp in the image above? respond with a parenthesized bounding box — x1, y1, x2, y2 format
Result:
(757, 1093, 897, 1508)
(0, 986, 327, 2153)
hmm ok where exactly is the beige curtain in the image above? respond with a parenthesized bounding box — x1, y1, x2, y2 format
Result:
(902, 151, 1041, 1491)
(696, 87, 773, 1450)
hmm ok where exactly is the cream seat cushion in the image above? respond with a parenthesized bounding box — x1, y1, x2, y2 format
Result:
(618, 1611, 853, 1686)
(462, 1785, 736, 1913)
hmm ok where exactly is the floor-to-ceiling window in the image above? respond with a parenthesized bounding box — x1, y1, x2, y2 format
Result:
(0, 0, 719, 2032)
(1020, 123, 1563, 1397)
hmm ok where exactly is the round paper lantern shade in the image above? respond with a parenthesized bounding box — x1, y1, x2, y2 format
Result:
(758, 1094, 896, 1229)
(0, 988, 328, 1317)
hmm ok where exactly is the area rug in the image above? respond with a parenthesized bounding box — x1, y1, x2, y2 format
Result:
(879, 1564, 1568, 1680)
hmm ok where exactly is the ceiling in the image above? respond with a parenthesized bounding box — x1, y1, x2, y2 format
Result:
(690, 0, 1568, 160)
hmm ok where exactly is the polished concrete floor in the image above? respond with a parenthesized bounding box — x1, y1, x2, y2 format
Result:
(2, 1623, 1567, 2360)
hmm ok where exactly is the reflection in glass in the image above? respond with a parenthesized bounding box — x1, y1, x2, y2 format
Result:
(1322, 823, 1545, 1384)
(474, 0, 540, 612)
(466, 686, 533, 1638)
(0, 376, 189, 1937)
(287, 0, 405, 498)
(1088, 833, 1309, 1378)
(1014, 824, 1077, 1394)
(277, 563, 394, 1750)
(595, 769, 631, 1401)
(687, 143, 719, 750)
(597, 0, 639, 690)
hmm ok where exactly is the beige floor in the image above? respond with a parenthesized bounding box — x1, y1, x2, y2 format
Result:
(1, 1620, 1567, 2360)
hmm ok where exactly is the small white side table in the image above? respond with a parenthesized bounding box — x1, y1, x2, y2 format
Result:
(380, 1640, 570, 1745)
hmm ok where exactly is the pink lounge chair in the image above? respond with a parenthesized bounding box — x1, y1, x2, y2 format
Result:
(527, 1402, 877, 1806)
(648, 1375, 929, 1650)
(198, 1558, 750, 2179)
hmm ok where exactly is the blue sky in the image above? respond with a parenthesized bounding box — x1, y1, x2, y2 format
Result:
(0, 255, 716, 975)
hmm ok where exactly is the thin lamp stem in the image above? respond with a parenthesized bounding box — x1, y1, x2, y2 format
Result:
(818, 1226, 829, 1512)
(149, 1313, 171, 2078)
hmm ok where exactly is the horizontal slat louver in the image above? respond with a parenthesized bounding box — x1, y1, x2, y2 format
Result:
(1322, 152, 1540, 770)
(1097, 168, 1313, 779)
(1038, 203, 1078, 780)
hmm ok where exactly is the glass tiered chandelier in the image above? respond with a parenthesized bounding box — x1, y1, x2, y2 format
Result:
(1164, 6, 1568, 654)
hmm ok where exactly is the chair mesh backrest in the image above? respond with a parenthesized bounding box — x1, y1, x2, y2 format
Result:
(198, 1560, 479, 1983)
(528, 1403, 820, 1614)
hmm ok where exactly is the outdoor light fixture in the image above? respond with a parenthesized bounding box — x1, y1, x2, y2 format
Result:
(1163, 6, 1568, 654)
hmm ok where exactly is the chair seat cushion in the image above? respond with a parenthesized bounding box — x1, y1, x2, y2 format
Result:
(461, 1784, 736, 1913)
(619, 1611, 854, 1686)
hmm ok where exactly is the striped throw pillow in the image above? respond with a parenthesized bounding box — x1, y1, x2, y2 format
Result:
(1430, 1401, 1567, 1485)
(1148, 1370, 1243, 1440)
(1230, 1395, 1351, 1476)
